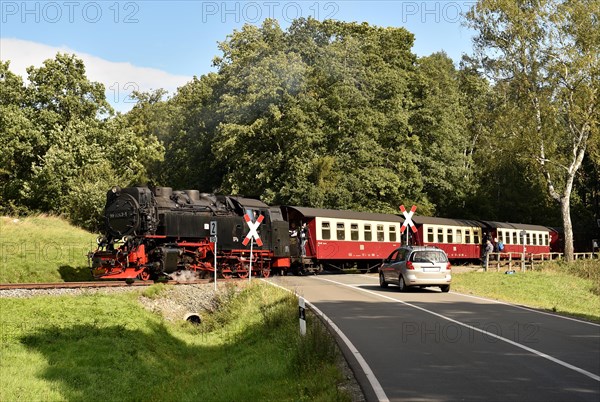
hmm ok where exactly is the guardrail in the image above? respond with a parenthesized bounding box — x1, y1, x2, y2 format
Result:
(573, 252, 600, 260)
(484, 251, 598, 271)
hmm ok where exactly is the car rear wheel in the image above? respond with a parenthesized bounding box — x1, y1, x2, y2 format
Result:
(440, 285, 450, 293)
(398, 276, 407, 292)
(379, 273, 388, 288)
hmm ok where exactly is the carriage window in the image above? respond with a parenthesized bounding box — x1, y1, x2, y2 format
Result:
(447, 228, 453, 243)
(513, 232, 518, 245)
(437, 228, 444, 243)
(389, 226, 397, 242)
(532, 233, 537, 245)
(526, 233, 531, 245)
(337, 223, 345, 240)
(427, 227, 434, 242)
(351, 223, 359, 241)
(377, 225, 385, 241)
(456, 229, 463, 243)
(364, 224, 372, 241)
(474, 231, 480, 244)
(321, 222, 331, 240)
(545, 233, 549, 246)
(465, 230, 471, 244)
(498, 231, 503, 244)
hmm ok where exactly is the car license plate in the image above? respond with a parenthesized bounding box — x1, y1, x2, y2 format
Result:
(423, 267, 440, 272)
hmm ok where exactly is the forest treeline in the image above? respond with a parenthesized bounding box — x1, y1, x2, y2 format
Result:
(1, 6, 598, 256)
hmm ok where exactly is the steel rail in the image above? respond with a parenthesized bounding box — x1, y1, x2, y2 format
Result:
(0, 279, 218, 291)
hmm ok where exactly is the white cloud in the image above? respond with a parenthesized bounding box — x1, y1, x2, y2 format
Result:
(0, 38, 192, 113)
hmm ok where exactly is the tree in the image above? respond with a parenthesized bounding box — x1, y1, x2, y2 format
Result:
(206, 19, 425, 212)
(467, 0, 599, 260)
(0, 55, 163, 230)
(410, 52, 472, 215)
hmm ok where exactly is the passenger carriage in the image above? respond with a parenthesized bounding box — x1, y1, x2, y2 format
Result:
(481, 221, 552, 258)
(282, 206, 403, 273)
(411, 216, 483, 261)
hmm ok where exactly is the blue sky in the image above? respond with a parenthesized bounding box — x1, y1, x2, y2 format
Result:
(1, 1, 476, 111)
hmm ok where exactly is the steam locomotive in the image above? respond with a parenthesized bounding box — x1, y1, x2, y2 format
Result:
(91, 186, 291, 280)
(90, 186, 558, 280)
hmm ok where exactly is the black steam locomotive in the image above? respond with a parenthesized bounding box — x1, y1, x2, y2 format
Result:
(91, 186, 291, 280)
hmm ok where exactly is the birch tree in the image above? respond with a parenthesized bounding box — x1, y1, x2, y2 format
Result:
(467, 0, 599, 260)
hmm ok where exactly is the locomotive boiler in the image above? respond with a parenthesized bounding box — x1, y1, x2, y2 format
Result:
(90, 186, 291, 280)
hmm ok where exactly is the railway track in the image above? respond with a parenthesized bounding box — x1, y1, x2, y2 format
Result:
(0, 279, 216, 291)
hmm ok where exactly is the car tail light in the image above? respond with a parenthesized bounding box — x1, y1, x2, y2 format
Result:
(446, 262, 452, 270)
(407, 261, 415, 270)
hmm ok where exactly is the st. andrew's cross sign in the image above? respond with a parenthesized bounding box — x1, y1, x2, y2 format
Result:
(242, 213, 264, 247)
(399, 204, 417, 245)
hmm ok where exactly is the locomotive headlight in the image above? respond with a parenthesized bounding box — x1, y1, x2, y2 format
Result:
(96, 236, 107, 245)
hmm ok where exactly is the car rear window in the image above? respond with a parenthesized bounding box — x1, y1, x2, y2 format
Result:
(411, 251, 448, 263)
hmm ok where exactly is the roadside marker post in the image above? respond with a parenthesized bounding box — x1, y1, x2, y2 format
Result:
(243, 214, 263, 281)
(400, 205, 418, 245)
(299, 297, 306, 336)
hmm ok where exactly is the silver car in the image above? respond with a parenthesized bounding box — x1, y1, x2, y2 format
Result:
(379, 246, 451, 292)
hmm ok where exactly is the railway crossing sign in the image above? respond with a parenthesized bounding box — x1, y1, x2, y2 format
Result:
(400, 205, 418, 233)
(243, 213, 264, 246)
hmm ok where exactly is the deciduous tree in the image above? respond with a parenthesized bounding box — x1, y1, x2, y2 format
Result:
(467, 0, 599, 260)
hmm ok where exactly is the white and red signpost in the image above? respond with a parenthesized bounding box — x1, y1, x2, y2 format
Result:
(243, 213, 263, 281)
(399, 204, 418, 245)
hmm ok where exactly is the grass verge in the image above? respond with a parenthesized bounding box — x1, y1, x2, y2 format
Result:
(0, 282, 351, 401)
(0, 215, 97, 283)
(452, 260, 600, 322)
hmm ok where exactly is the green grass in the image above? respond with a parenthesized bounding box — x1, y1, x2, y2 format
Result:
(452, 260, 600, 321)
(0, 283, 350, 401)
(0, 215, 97, 283)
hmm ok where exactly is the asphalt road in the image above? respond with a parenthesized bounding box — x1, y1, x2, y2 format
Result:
(268, 274, 600, 402)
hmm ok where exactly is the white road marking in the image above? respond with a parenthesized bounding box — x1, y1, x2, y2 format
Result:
(360, 274, 600, 327)
(316, 276, 600, 383)
(264, 279, 390, 402)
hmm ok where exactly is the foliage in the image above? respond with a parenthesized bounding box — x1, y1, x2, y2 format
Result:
(2, 14, 597, 237)
(0, 55, 163, 230)
(411, 52, 472, 215)
(466, 0, 599, 258)
(142, 19, 474, 215)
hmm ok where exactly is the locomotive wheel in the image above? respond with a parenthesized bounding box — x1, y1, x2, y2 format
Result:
(221, 270, 233, 279)
(237, 270, 249, 279)
(137, 270, 151, 281)
(261, 268, 271, 278)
